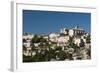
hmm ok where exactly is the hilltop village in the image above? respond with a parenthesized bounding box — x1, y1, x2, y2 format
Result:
(23, 26, 91, 62)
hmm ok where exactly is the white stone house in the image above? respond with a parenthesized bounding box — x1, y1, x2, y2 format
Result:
(43, 35, 49, 41)
(23, 34, 34, 56)
(74, 38, 81, 46)
(49, 33, 60, 42)
(57, 36, 69, 46)
(74, 37, 85, 47)
(23, 34, 34, 40)
(69, 26, 85, 37)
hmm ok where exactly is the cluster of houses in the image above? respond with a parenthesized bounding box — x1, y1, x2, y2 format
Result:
(23, 26, 91, 61)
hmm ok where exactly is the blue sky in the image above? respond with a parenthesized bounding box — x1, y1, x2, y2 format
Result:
(23, 10, 91, 34)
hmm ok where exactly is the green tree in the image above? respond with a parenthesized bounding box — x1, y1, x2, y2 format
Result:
(23, 45, 27, 51)
(55, 46, 62, 51)
(48, 48, 56, 59)
(80, 39, 85, 47)
(31, 34, 40, 43)
(68, 42, 79, 53)
(86, 35, 91, 43)
(56, 51, 67, 60)
(23, 38, 27, 43)
(68, 42, 78, 49)
(39, 36, 47, 43)
(23, 55, 32, 62)
(68, 36, 74, 44)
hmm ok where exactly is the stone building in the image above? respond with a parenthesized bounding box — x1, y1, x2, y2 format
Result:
(60, 26, 85, 37)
